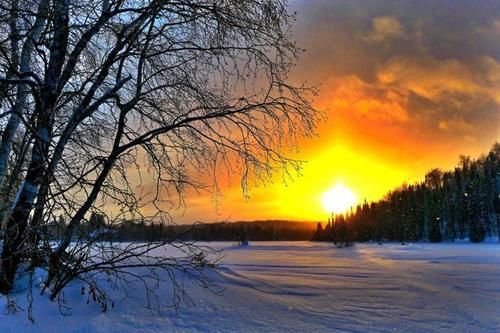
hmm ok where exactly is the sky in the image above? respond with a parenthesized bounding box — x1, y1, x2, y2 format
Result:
(169, 0, 500, 223)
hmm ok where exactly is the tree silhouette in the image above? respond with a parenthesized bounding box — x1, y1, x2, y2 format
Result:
(0, 0, 317, 305)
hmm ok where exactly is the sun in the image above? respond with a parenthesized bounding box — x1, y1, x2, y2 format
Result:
(322, 184, 357, 214)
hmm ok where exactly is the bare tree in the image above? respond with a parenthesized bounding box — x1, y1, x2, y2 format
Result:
(0, 0, 317, 306)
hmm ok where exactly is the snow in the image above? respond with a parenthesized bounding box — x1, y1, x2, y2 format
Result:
(1, 242, 500, 332)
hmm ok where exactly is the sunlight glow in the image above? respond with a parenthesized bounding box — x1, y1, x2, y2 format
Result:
(322, 184, 357, 214)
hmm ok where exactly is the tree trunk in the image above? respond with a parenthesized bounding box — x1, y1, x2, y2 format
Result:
(0, 0, 49, 188)
(0, 0, 67, 293)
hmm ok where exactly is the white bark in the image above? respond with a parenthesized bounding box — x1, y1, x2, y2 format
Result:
(0, 0, 50, 188)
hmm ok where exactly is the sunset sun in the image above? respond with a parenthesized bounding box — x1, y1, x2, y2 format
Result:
(321, 184, 357, 214)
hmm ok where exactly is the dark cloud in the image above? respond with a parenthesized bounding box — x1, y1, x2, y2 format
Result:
(291, 0, 500, 145)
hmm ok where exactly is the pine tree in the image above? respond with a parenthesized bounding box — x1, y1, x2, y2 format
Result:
(333, 143, 499, 244)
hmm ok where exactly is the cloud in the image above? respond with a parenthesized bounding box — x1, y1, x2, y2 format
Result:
(363, 16, 407, 43)
(478, 55, 500, 103)
(376, 56, 500, 109)
(312, 51, 500, 150)
(438, 117, 475, 133)
(320, 53, 500, 126)
(321, 75, 409, 123)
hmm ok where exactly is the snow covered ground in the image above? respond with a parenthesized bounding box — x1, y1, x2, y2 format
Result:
(1, 242, 500, 332)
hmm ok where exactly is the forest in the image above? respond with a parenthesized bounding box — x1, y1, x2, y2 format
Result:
(45, 217, 317, 242)
(313, 143, 500, 244)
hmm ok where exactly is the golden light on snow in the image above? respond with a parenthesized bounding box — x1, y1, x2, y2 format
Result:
(322, 184, 357, 214)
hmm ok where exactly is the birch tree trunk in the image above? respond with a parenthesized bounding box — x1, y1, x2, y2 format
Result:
(0, 0, 68, 292)
(0, 0, 49, 189)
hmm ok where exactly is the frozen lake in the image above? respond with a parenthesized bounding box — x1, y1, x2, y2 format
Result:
(2, 241, 500, 332)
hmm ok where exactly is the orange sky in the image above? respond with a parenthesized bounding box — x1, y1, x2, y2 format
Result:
(156, 0, 500, 223)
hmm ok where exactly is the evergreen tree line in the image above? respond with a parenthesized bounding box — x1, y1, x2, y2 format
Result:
(312, 143, 500, 243)
(45, 217, 317, 242)
(172, 221, 316, 242)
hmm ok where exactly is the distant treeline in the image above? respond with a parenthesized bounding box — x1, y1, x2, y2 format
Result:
(171, 220, 317, 242)
(313, 143, 500, 243)
(45, 217, 317, 242)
